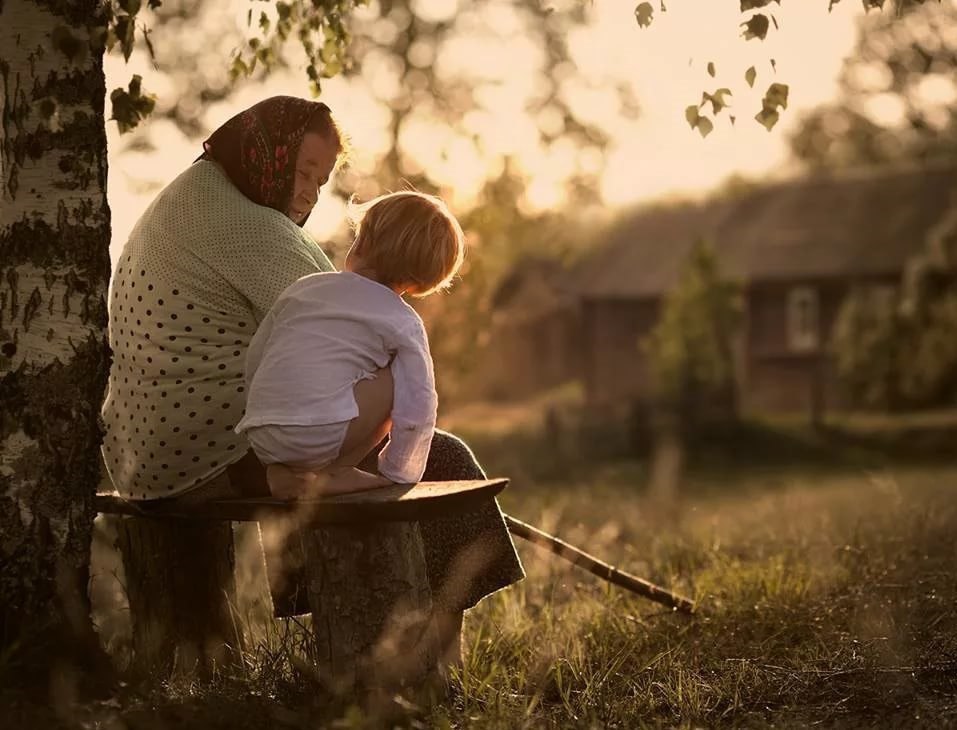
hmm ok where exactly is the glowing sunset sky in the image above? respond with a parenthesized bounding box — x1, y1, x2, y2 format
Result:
(104, 0, 871, 265)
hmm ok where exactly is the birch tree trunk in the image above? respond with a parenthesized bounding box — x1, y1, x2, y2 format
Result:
(0, 0, 112, 687)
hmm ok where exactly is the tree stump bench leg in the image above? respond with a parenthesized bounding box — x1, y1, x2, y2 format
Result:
(115, 516, 243, 678)
(301, 520, 443, 705)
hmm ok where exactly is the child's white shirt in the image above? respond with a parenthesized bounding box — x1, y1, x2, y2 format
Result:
(236, 271, 437, 483)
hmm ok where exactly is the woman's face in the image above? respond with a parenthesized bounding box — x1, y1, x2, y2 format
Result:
(287, 131, 338, 224)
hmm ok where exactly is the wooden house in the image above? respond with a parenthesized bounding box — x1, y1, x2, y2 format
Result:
(577, 159, 957, 417)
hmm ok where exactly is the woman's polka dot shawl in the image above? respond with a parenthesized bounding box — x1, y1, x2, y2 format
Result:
(101, 157, 334, 499)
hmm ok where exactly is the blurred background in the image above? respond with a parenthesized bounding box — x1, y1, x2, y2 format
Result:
(89, 7, 957, 719)
(104, 0, 957, 476)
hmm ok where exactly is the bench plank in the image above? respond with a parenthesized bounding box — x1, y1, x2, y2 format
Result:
(95, 478, 508, 524)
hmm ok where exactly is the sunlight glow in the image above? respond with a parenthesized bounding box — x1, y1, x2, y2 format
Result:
(105, 0, 867, 265)
(863, 92, 908, 128)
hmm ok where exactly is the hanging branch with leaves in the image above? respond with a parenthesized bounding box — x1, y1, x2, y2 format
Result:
(104, 0, 942, 136)
(634, 0, 940, 136)
(103, 0, 163, 132)
(228, 0, 366, 95)
(104, 0, 362, 133)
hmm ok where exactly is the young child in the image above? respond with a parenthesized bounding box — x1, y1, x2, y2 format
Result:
(235, 191, 466, 498)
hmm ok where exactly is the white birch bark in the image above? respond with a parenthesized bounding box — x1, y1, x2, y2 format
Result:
(0, 0, 112, 669)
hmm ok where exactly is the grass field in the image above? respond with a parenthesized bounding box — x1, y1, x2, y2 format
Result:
(438, 461, 957, 728)
(25, 413, 957, 728)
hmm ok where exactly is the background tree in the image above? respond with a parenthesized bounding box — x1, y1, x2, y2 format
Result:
(802, 0, 957, 410)
(831, 286, 905, 409)
(420, 162, 593, 404)
(643, 241, 742, 432)
(833, 204, 957, 409)
(789, 0, 957, 168)
(337, 0, 618, 195)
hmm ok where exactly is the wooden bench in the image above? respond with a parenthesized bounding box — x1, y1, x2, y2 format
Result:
(96, 479, 508, 701)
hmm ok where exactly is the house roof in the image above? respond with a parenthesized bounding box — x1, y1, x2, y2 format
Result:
(578, 159, 957, 300)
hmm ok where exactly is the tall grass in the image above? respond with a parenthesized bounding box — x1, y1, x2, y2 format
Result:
(424, 466, 957, 728)
(84, 418, 957, 728)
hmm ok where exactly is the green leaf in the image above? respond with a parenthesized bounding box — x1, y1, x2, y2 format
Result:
(741, 13, 770, 40)
(745, 66, 756, 87)
(754, 82, 788, 130)
(685, 105, 714, 137)
(635, 2, 654, 28)
(707, 61, 716, 77)
(320, 38, 339, 64)
(321, 58, 342, 78)
(229, 55, 249, 81)
(114, 15, 136, 61)
(755, 107, 780, 130)
(765, 82, 789, 110)
(110, 74, 156, 134)
(142, 27, 155, 61)
(702, 88, 732, 115)
(685, 104, 701, 127)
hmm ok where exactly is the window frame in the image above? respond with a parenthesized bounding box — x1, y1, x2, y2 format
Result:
(786, 285, 819, 353)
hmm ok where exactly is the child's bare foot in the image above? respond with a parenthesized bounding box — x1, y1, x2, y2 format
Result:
(266, 464, 392, 499)
(312, 467, 393, 496)
(266, 463, 320, 500)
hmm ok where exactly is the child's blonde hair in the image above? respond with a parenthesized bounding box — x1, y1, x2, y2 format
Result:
(348, 191, 466, 297)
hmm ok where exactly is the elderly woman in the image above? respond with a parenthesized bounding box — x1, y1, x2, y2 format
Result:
(101, 96, 523, 656)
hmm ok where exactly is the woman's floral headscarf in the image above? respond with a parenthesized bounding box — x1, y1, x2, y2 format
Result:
(199, 96, 336, 226)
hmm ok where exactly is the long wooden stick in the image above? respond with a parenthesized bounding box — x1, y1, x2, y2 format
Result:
(503, 514, 696, 615)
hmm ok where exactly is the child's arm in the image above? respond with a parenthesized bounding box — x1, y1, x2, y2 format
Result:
(377, 319, 438, 484)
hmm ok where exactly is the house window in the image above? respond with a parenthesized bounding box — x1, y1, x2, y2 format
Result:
(787, 286, 819, 352)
